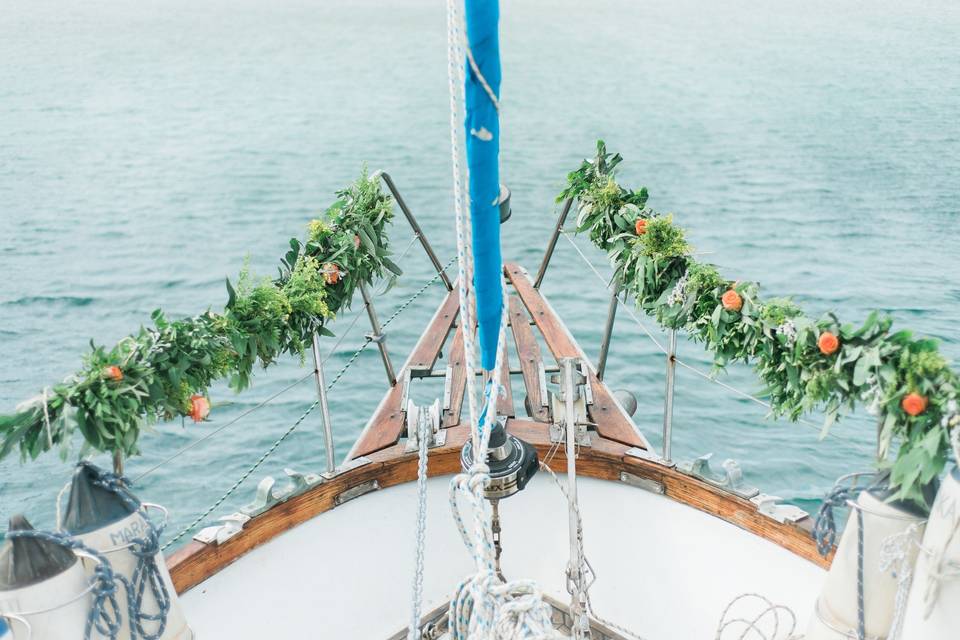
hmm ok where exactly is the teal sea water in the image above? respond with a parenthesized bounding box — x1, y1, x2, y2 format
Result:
(1, 0, 958, 546)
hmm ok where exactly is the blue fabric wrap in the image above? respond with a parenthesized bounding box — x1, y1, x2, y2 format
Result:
(464, 0, 502, 371)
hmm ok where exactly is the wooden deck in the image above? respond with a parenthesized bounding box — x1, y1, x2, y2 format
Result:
(349, 264, 649, 459)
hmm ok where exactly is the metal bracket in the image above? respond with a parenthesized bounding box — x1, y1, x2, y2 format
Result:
(442, 365, 453, 410)
(322, 455, 373, 480)
(334, 479, 380, 506)
(549, 422, 591, 447)
(679, 453, 759, 499)
(751, 494, 809, 524)
(537, 361, 549, 409)
(625, 446, 675, 468)
(405, 399, 446, 452)
(399, 368, 413, 417)
(548, 357, 592, 446)
(619, 471, 665, 494)
(365, 331, 387, 345)
(193, 512, 250, 546)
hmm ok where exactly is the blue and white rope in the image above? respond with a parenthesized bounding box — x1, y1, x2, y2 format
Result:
(441, 1, 560, 638)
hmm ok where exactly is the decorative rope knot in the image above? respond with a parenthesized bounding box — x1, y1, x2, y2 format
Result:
(469, 462, 491, 476)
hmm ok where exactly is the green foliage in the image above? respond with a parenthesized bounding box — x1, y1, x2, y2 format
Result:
(0, 168, 399, 463)
(561, 141, 960, 509)
(562, 140, 650, 248)
(638, 216, 690, 258)
(225, 267, 295, 390)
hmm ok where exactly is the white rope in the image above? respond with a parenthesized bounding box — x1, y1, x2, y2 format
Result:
(878, 523, 922, 639)
(446, 0, 480, 452)
(916, 509, 960, 618)
(715, 593, 800, 640)
(407, 408, 431, 640)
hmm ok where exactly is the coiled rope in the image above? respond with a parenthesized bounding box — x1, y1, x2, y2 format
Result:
(714, 593, 799, 640)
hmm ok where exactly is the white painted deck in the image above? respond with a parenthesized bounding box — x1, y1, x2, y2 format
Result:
(180, 474, 825, 638)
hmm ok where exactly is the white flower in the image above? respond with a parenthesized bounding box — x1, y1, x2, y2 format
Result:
(777, 319, 798, 344)
(667, 273, 688, 306)
(941, 399, 960, 429)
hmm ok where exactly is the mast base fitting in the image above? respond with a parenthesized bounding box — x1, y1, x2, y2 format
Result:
(460, 417, 539, 500)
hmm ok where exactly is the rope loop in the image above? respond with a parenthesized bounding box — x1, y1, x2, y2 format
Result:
(812, 471, 877, 556)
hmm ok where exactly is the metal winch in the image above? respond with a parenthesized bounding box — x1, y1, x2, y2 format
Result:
(460, 415, 539, 500)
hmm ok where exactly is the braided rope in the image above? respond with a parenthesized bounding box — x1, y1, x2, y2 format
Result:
(88, 471, 171, 640)
(407, 407, 430, 640)
(811, 473, 878, 640)
(878, 523, 922, 640)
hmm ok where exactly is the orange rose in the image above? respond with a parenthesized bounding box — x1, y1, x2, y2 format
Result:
(189, 394, 211, 423)
(323, 263, 341, 285)
(818, 331, 839, 355)
(103, 365, 123, 381)
(721, 289, 742, 312)
(635, 219, 647, 235)
(901, 393, 928, 417)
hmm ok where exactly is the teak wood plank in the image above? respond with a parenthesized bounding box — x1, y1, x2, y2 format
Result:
(407, 288, 460, 371)
(505, 264, 647, 449)
(349, 289, 460, 458)
(505, 264, 577, 357)
(508, 295, 549, 422)
(498, 340, 515, 417)
(442, 326, 467, 427)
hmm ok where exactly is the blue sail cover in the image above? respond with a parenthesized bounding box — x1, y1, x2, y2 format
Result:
(463, 0, 502, 371)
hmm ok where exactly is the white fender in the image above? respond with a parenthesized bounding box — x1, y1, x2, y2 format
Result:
(61, 463, 192, 640)
(0, 516, 91, 640)
(0, 564, 92, 640)
(900, 467, 960, 639)
(806, 489, 926, 640)
(69, 508, 191, 640)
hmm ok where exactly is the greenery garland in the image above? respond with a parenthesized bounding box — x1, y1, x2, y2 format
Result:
(560, 141, 959, 507)
(0, 169, 401, 463)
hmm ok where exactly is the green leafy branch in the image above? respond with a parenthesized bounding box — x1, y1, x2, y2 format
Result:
(0, 169, 401, 463)
(561, 141, 959, 507)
